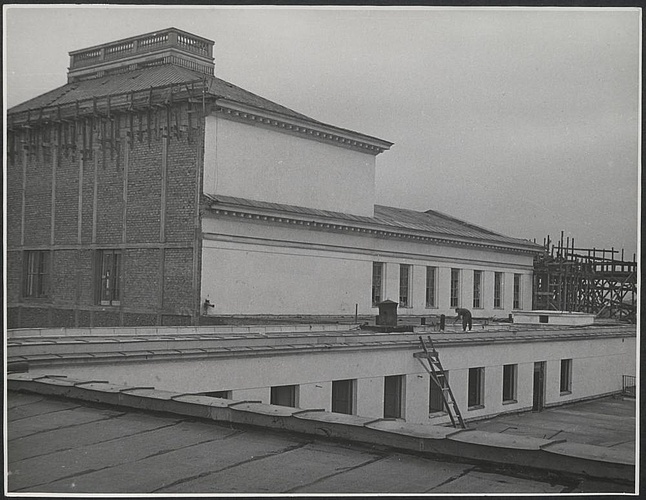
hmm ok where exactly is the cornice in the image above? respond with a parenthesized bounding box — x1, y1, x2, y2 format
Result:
(205, 203, 540, 256)
(202, 233, 536, 271)
(213, 99, 393, 156)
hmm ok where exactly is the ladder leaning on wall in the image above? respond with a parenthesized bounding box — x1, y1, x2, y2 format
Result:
(414, 335, 466, 429)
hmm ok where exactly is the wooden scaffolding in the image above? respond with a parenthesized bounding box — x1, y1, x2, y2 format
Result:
(532, 232, 637, 323)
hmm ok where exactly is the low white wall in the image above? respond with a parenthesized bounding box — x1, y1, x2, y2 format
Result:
(513, 311, 596, 326)
(28, 334, 635, 425)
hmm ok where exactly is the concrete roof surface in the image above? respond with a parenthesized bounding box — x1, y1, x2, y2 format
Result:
(6, 391, 634, 495)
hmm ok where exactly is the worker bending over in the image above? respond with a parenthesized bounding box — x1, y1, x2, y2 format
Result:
(454, 307, 473, 332)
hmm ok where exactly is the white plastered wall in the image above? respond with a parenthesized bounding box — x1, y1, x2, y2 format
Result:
(203, 115, 377, 217)
(33, 334, 635, 425)
(201, 216, 536, 316)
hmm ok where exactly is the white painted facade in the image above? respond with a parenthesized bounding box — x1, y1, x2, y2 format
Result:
(33, 330, 635, 425)
(200, 107, 538, 318)
(203, 114, 377, 217)
(200, 215, 534, 317)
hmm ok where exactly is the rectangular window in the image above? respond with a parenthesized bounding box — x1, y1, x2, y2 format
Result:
(513, 274, 522, 309)
(23, 251, 50, 298)
(372, 262, 383, 306)
(270, 385, 298, 407)
(468, 367, 484, 408)
(450, 268, 460, 308)
(502, 364, 517, 403)
(473, 270, 482, 309)
(200, 390, 231, 399)
(494, 272, 503, 309)
(425, 266, 437, 308)
(560, 359, 572, 394)
(429, 371, 448, 413)
(332, 379, 355, 415)
(399, 264, 411, 308)
(384, 375, 405, 419)
(97, 250, 122, 306)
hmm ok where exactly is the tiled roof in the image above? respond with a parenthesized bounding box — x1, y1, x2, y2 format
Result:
(205, 194, 541, 251)
(8, 64, 325, 124)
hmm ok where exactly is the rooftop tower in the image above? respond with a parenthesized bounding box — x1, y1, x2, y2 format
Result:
(67, 27, 215, 83)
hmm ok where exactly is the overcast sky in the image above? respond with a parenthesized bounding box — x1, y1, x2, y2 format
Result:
(4, 6, 640, 256)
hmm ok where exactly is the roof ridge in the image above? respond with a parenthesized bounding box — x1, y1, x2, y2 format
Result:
(209, 195, 540, 250)
(375, 203, 511, 238)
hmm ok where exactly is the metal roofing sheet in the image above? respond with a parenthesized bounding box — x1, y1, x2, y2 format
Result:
(9, 64, 321, 124)
(9, 63, 390, 145)
(206, 194, 540, 250)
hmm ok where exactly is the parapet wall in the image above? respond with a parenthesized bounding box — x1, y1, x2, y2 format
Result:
(7, 373, 634, 483)
(7, 323, 356, 338)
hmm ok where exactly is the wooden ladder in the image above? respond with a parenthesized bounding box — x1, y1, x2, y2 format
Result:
(414, 335, 466, 429)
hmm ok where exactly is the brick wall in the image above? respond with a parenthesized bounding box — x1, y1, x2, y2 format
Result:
(95, 147, 124, 244)
(18, 307, 51, 328)
(23, 141, 52, 246)
(7, 103, 203, 328)
(52, 250, 80, 305)
(51, 308, 76, 327)
(6, 251, 22, 303)
(166, 134, 199, 242)
(124, 248, 161, 310)
(162, 248, 194, 315)
(6, 137, 23, 248)
(54, 139, 81, 245)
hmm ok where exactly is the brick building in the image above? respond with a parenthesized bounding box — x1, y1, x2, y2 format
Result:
(7, 28, 541, 328)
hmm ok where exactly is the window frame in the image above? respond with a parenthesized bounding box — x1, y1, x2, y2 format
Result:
(473, 270, 483, 309)
(200, 390, 232, 399)
(96, 249, 122, 306)
(270, 384, 298, 407)
(23, 250, 51, 299)
(384, 374, 405, 419)
(502, 364, 517, 403)
(494, 272, 504, 309)
(425, 266, 437, 308)
(513, 273, 522, 309)
(467, 367, 485, 409)
(560, 359, 573, 394)
(429, 370, 448, 414)
(450, 268, 461, 308)
(399, 264, 411, 308)
(371, 262, 384, 307)
(331, 379, 356, 415)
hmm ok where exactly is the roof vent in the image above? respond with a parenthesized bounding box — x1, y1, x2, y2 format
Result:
(67, 27, 214, 83)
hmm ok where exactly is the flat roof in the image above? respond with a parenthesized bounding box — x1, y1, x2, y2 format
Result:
(5, 390, 634, 494)
(8, 323, 637, 368)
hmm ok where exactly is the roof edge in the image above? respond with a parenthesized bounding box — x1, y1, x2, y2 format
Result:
(204, 194, 543, 254)
(213, 99, 393, 154)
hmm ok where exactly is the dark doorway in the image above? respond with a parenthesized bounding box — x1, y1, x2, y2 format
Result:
(384, 375, 404, 418)
(533, 361, 546, 411)
(331, 379, 354, 415)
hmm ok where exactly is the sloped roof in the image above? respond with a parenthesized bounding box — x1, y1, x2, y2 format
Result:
(8, 63, 392, 148)
(8, 64, 328, 124)
(373, 205, 511, 241)
(205, 194, 541, 252)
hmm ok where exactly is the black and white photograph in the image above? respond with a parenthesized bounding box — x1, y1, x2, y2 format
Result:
(4, 4, 640, 495)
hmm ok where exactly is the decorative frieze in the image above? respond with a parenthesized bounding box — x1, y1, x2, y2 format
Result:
(209, 206, 537, 255)
(214, 100, 392, 155)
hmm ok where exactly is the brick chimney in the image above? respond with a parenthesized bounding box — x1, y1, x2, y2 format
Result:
(67, 27, 215, 83)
